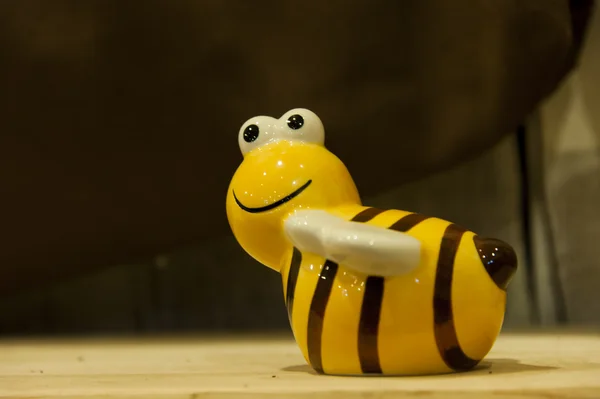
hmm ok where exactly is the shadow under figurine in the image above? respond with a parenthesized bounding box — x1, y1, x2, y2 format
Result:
(226, 108, 518, 376)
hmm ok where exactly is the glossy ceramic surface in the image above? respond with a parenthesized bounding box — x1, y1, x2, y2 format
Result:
(226, 108, 518, 376)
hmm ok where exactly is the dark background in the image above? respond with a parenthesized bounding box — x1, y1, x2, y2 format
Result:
(0, 0, 594, 334)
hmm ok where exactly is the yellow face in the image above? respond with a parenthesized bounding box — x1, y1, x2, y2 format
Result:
(226, 108, 361, 272)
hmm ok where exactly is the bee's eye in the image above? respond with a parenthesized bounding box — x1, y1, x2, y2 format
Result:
(237, 116, 279, 156)
(243, 124, 259, 143)
(238, 109, 324, 156)
(280, 108, 325, 145)
(286, 114, 304, 130)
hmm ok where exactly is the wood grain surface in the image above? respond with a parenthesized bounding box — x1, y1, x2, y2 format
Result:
(1, 331, 599, 398)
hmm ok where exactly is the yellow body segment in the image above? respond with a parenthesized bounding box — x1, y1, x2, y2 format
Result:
(280, 206, 370, 375)
(320, 265, 364, 374)
(377, 215, 450, 375)
(452, 232, 507, 360)
(281, 250, 321, 367)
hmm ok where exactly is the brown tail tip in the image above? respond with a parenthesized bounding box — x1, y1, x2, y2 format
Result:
(473, 236, 518, 291)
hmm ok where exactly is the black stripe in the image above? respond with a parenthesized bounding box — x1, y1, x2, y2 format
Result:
(285, 247, 302, 323)
(356, 212, 431, 374)
(307, 260, 338, 374)
(433, 223, 479, 371)
(389, 213, 431, 232)
(358, 276, 384, 373)
(351, 207, 385, 222)
(355, 208, 399, 374)
(305, 207, 384, 374)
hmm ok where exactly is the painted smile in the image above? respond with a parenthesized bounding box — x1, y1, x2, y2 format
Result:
(233, 180, 312, 213)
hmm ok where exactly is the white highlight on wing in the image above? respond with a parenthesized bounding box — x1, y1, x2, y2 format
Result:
(284, 209, 421, 277)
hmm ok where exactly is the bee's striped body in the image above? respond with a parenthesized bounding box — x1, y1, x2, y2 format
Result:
(280, 205, 517, 376)
(227, 109, 518, 375)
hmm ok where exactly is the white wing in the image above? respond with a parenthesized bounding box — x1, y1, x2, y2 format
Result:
(283, 209, 421, 277)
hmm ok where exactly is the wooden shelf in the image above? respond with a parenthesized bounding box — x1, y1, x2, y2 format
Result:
(1, 331, 599, 398)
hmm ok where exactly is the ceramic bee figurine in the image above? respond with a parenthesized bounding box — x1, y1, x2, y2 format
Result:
(226, 108, 517, 376)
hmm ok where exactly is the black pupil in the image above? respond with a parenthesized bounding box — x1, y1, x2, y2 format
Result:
(243, 124, 259, 143)
(287, 114, 304, 130)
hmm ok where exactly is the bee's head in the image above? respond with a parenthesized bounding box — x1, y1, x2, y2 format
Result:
(225, 108, 360, 271)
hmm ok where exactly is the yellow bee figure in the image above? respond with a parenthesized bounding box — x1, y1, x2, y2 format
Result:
(226, 108, 517, 376)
